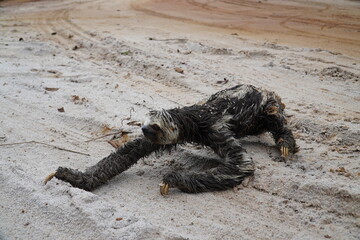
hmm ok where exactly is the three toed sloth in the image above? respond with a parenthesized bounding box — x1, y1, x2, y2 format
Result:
(45, 84, 297, 195)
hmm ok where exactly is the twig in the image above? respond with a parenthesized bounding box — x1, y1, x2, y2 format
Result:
(85, 130, 132, 143)
(0, 141, 90, 156)
(301, 147, 313, 150)
(121, 107, 135, 126)
(148, 37, 188, 42)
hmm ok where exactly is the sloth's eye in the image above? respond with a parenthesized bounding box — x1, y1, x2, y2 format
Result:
(151, 124, 161, 131)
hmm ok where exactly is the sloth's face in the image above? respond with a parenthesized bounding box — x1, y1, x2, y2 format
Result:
(142, 110, 180, 145)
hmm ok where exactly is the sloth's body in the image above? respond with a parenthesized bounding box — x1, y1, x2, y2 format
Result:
(45, 84, 297, 194)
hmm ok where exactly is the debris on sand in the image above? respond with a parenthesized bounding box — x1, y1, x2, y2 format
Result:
(71, 95, 88, 105)
(216, 78, 229, 84)
(320, 67, 359, 82)
(44, 87, 59, 92)
(108, 134, 130, 149)
(174, 67, 184, 74)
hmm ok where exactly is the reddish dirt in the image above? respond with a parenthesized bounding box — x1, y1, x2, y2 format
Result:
(135, 0, 360, 56)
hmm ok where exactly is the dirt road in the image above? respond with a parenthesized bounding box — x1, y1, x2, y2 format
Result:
(0, 0, 359, 239)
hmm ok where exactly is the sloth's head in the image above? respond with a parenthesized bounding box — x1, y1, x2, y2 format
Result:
(141, 110, 180, 145)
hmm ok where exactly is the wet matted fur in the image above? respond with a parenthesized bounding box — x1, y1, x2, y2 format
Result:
(46, 84, 297, 194)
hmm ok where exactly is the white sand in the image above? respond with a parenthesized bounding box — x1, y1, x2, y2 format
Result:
(0, 0, 359, 239)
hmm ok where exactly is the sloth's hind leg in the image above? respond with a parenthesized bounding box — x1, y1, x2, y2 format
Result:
(161, 138, 254, 194)
(160, 150, 224, 195)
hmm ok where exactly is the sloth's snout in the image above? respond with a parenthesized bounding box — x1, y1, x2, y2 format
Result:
(141, 125, 156, 139)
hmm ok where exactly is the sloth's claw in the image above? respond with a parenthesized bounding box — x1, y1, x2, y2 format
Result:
(159, 182, 169, 196)
(44, 172, 57, 184)
(281, 146, 289, 157)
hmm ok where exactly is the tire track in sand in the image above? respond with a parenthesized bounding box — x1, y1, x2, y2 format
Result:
(31, 3, 206, 106)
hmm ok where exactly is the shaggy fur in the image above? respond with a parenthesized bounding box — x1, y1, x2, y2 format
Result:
(49, 84, 297, 193)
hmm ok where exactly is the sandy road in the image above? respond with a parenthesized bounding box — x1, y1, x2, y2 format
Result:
(135, 0, 360, 57)
(16, 0, 360, 109)
(0, 0, 360, 239)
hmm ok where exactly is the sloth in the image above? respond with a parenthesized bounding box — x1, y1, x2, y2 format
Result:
(45, 84, 297, 195)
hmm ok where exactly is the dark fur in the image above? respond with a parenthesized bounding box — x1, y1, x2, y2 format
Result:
(53, 84, 297, 193)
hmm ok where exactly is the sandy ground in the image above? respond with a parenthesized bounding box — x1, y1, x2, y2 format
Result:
(0, 0, 360, 239)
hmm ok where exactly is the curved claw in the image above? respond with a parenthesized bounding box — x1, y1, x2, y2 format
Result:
(159, 182, 169, 196)
(281, 146, 289, 157)
(44, 172, 57, 184)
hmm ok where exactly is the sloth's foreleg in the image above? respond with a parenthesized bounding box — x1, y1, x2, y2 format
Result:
(160, 137, 254, 194)
(264, 100, 298, 157)
(44, 137, 162, 191)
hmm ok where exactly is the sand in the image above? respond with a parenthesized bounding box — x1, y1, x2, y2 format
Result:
(0, 0, 359, 239)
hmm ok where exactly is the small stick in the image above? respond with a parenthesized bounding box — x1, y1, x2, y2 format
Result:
(121, 107, 135, 126)
(149, 37, 188, 42)
(301, 147, 313, 150)
(0, 141, 90, 156)
(85, 130, 131, 143)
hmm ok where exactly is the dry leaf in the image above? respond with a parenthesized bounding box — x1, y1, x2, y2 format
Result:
(45, 87, 59, 92)
(127, 121, 142, 127)
(108, 134, 129, 149)
(71, 95, 88, 104)
(72, 95, 80, 101)
(174, 67, 184, 74)
(335, 167, 346, 173)
(101, 124, 115, 134)
(57, 107, 65, 112)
